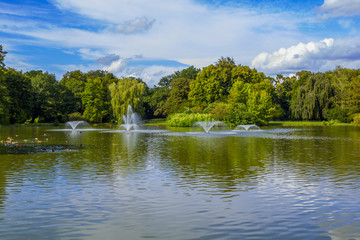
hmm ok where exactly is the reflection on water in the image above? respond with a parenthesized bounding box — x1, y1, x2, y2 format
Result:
(0, 125, 359, 239)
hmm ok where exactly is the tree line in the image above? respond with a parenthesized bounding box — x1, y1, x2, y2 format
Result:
(1, 45, 360, 126)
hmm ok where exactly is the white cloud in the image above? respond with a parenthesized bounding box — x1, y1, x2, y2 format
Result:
(4, 53, 36, 71)
(251, 37, 360, 74)
(102, 58, 128, 73)
(6, 0, 360, 81)
(318, 0, 360, 18)
(177, 57, 219, 69)
(128, 65, 186, 87)
(78, 48, 104, 60)
(99, 57, 186, 86)
(0, 2, 48, 17)
(51, 0, 201, 23)
(115, 17, 155, 34)
(1, 0, 302, 69)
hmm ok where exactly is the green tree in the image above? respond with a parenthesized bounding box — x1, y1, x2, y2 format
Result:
(147, 86, 169, 117)
(274, 75, 296, 119)
(0, 45, 7, 68)
(246, 89, 277, 125)
(0, 69, 10, 124)
(109, 77, 146, 123)
(226, 80, 278, 126)
(159, 77, 190, 115)
(82, 77, 112, 123)
(149, 66, 200, 117)
(290, 72, 335, 120)
(85, 70, 111, 80)
(27, 71, 76, 122)
(0, 46, 9, 124)
(156, 66, 200, 115)
(331, 67, 354, 108)
(347, 75, 360, 114)
(189, 57, 236, 105)
(60, 70, 87, 113)
(4, 69, 33, 123)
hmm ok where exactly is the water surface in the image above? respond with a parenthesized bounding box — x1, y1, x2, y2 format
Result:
(0, 125, 359, 239)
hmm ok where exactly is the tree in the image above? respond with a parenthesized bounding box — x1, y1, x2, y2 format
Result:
(346, 75, 360, 114)
(149, 66, 200, 117)
(4, 69, 33, 123)
(27, 71, 76, 122)
(0, 46, 9, 124)
(60, 70, 87, 113)
(246, 89, 277, 125)
(226, 80, 279, 126)
(0, 45, 7, 68)
(154, 66, 200, 115)
(274, 75, 296, 119)
(189, 58, 236, 105)
(82, 77, 112, 123)
(85, 70, 111, 79)
(0, 69, 10, 124)
(109, 77, 146, 123)
(290, 73, 335, 120)
(159, 77, 190, 115)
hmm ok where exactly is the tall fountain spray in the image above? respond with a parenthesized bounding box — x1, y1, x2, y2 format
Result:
(120, 105, 140, 133)
(66, 121, 89, 130)
(194, 121, 224, 134)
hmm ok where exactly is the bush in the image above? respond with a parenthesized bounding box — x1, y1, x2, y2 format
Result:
(166, 113, 214, 127)
(68, 112, 84, 121)
(204, 102, 230, 121)
(223, 103, 251, 127)
(324, 106, 351, 123)
(352, 113, 360, 126)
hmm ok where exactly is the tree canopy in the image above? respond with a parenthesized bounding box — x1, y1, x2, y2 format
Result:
(109, 77, 146, 123)
(1, 45, 360, 126)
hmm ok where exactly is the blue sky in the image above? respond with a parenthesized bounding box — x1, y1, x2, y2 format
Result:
(1, 0, 360, 86)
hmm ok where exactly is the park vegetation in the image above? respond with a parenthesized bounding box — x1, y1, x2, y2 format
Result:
(1, 45, 360, 126)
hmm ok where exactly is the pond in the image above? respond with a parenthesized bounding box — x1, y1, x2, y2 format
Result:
(0, 125, 359, 239)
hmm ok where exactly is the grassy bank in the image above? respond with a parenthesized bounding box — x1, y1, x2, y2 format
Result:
(269, 120, 351, 126)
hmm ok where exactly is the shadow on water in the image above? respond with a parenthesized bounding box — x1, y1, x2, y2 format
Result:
(0, 144, 84, 155)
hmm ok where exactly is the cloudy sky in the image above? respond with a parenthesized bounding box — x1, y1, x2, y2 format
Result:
(1, 0, 360, 86)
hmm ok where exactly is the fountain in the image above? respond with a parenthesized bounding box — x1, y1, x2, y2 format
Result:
(194, 121, 224, 134)
(234, 124, 260, 131)
(120, 105, 140, 133)
(66, 121, 89, 130)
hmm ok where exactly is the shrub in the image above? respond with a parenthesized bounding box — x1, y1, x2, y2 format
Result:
(324, 106, 351, 123)
(352, 113, 360, 126)
(68, 112, 84, 121)
(166, 113, 214, 127)
(204, 102, 230, 121)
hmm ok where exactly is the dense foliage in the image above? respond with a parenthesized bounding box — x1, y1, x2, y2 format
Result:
(1, 44, 360, 126)
(167, 113, 214, 127)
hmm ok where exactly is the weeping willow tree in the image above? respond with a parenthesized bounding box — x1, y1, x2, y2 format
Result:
(108, 77, 146, 123)
(290, 73, 336, 120)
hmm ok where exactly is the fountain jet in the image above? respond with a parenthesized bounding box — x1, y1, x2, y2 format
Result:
(235, 124, 260, 131)
(194, 121, 224, 134)
(120, 105, 140, 133)
(66, 121, 89, 130)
